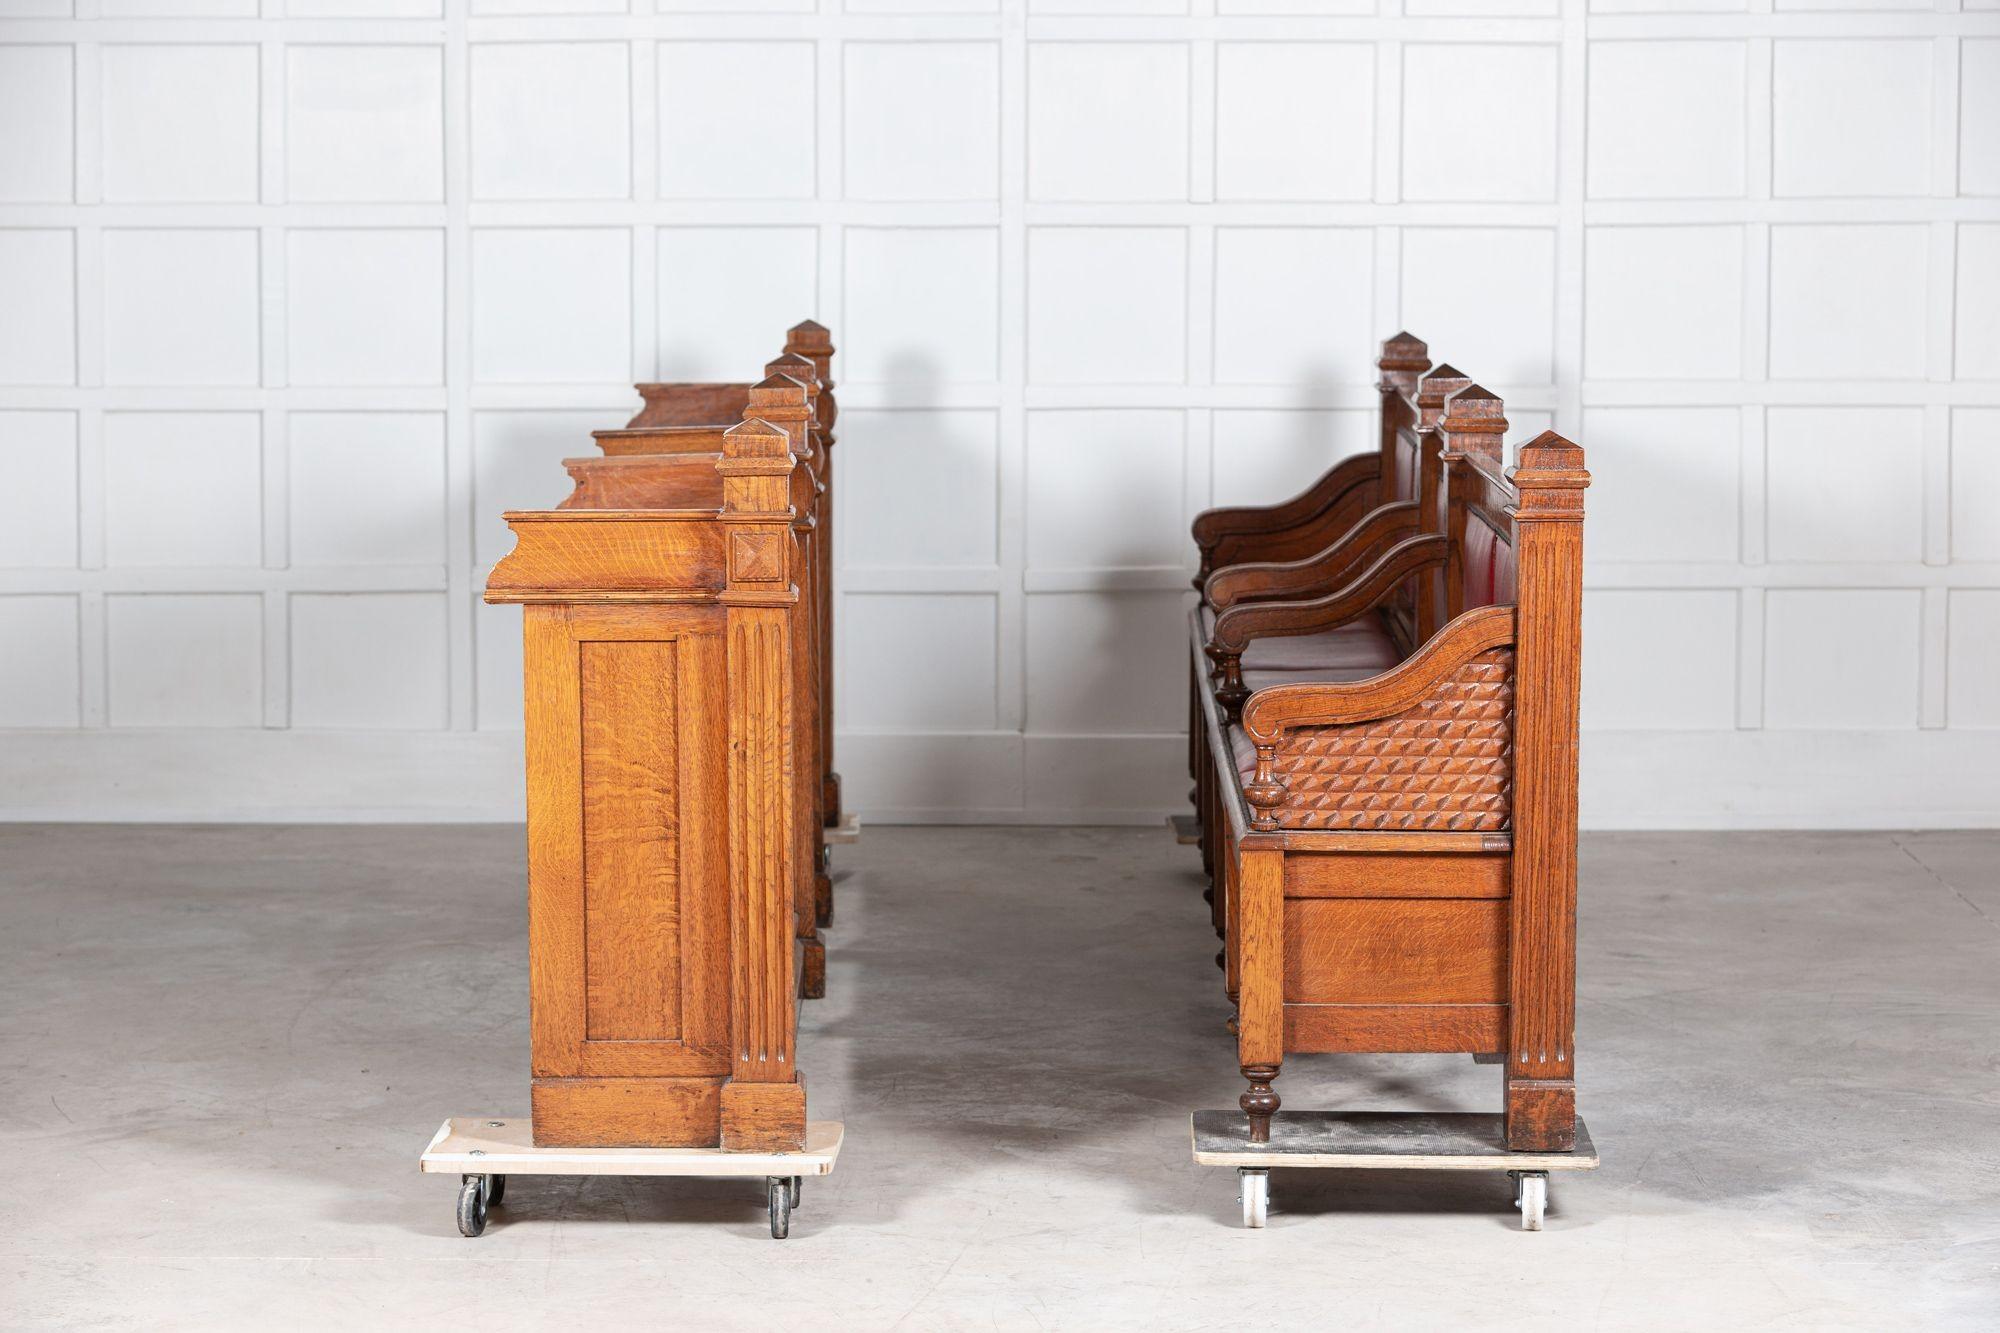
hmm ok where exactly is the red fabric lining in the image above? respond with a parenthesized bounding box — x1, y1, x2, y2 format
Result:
(1464, 517, 1515, 609)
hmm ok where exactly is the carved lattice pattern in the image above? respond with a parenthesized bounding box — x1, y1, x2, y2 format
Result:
(1265, 649, 1515, 831)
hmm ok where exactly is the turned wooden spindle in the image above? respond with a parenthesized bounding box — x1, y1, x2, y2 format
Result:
(1239, 1065, 1281, 1144)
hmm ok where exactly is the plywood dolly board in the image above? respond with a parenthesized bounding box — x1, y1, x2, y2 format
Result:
(1192, 1111, 1597, 1232)
(825, 812, 863, 846)
(420, 1118, 844, 1239)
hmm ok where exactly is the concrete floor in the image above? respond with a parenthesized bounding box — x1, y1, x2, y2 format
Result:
(1, 826, 1996, 1330)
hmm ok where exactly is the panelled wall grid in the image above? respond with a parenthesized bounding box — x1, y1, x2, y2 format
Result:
(1, 0, 1996, 826)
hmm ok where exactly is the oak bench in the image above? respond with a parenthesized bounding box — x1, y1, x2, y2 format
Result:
(1187, 334, 1590, 1155)
(484, 321, 837, 1152)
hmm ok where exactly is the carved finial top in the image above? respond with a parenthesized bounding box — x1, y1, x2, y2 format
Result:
(721, 417, 791, 455)
(717, 418, 797, 517)
(1378, 331, 1431, 393)
(766, 351, 818, 386)
(1382, 330, 1427, 360)
(1440, 384, 1507, 467)
(1509, 430, 1590, 519)
(1442, 383, 1505, 425)
(1416, 363, 1473, 410)
(787, 319, 832, 354)
(746, 373, 811, 418)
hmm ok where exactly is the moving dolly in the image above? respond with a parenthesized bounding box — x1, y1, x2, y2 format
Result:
(420, 1118, 844, 1239)
(1193, 1111, 1597, 1231)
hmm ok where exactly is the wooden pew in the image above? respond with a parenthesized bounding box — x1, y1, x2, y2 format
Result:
(564, 384, 832, 1012)
(487, 413, 814, 1151)
(609, 325, 843, 928)
(625, 318, 842, 851)
(1188, 387, 1589, 1153)
(1189, 353, 1470, 929)
(1186, 336, 1437, 851)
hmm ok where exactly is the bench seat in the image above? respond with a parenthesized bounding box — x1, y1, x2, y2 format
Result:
(1197, 606, 1403, 674)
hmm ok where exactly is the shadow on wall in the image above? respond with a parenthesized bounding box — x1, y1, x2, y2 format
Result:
(841, 349, 1004, 814)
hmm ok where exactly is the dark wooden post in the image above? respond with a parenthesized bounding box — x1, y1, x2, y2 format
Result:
(1376, 331, 1430, 460)
(1437, 385, 1508, 625)
(1502, 429, 1589, 1151)
(1412, 363, 1470, 636)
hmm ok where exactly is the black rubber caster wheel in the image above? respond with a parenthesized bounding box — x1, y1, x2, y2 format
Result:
(767, 1176, 792, 1239)
(486, 1174, 506, 1208)
(457, 1175, 489, 1237)
(786, 1175, 801, 1210)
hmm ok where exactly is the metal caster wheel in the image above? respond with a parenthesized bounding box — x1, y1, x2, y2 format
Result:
(767, 1176, 792, 1239)
(457, 1174, 490, 1237)
(1238, 1168, 1269, 1229)
(1515, 1171, 1547, 1232)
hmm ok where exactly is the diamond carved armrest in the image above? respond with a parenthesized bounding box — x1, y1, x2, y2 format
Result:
(1237, 606, 1519, 832)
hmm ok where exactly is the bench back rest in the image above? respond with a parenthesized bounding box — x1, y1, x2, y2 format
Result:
(627, 319, 831, 429)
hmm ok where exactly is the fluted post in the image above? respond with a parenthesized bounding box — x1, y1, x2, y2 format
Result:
(742, 376, 828, 999)
(1502, 430, 1589, 1152)
(716, 418, 807, 1151)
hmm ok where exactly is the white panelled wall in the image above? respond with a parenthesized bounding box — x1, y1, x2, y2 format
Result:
(0, 0, 1996, 825)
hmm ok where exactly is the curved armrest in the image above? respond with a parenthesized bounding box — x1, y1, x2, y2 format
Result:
(1242, 605, 1516, 739)
(1191, 454, 1379, 550)
(1206, 502, 1419, 612)
(1210, 533, 1446, 655)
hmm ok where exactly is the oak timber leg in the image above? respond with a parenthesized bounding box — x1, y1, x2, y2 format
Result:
(1203, 757, 1222, 924)
(812, 819, 833, 929)
(1235, 848, 1284, 1143)
(1223, 844, 1241, 997)
(720, 1079, 806, 1152)
(1198, 746, 1216, 901)
(1239, 1065, 1281, 1146)
(799, 936, 826, 1001)
(1505, 1074, 1576, 1152)
(1187, 659, 1202, 787)
(822, 773, 843, 829)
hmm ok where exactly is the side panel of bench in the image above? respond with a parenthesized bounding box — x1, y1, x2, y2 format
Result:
(524, 604, 735, 1146)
